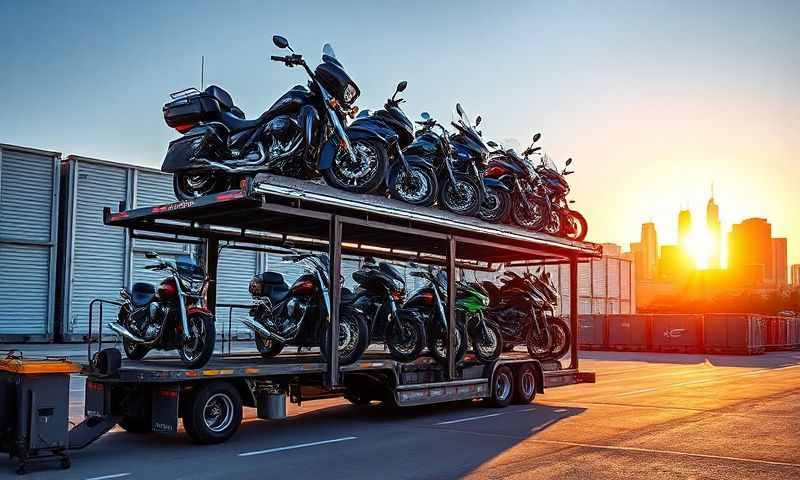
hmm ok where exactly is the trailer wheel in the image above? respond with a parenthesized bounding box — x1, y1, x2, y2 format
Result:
(512, 364, 537, 404)
(487, 365, 514, 408)
(183, 382, 242, 444)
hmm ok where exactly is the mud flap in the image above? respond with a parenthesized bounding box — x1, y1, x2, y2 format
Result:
(151, 385, 179, 435)
(84, 380, 110, 417)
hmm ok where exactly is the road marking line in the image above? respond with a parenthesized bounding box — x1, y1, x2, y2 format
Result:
(527, 439, 800, 468)
(238, 436, 358, 457)
(617, 387, 657, 397)
(554, 408, 568, 413)
(435, 413, 503, 425)
(85, 473, 132, 480)
(531, 419, 557, 432)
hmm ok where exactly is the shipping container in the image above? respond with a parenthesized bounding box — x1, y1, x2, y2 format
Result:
(703, 313, 764, 355)
(0, 144, 61, 341)
(650, 314, 703, 353)
(607, 314, 650, 351)
(578, 315, 606, 349)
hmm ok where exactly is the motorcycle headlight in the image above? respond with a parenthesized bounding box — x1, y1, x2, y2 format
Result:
(343, 83, 357, 104)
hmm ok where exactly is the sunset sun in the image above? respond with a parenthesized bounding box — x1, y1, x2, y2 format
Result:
(687, 227, 712, 269)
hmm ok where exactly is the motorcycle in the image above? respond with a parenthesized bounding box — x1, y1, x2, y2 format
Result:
(404, 113, 483, 216)
(483, 268, 570, 360)
(240, 253, 369, 365)
(534, 155, 588, 241)
(485, 134, 549, 230)
(351, 258, 427, 362)
(404, 265, 503, 364)
(111, 252, 216, 369)
(449, 104, 513, 223)
(161, 35, 366, 200)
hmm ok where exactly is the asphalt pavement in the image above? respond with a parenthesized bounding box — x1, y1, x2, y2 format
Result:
(2, 350, 799, 480)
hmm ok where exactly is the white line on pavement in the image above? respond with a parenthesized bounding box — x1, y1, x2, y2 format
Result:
(435, 413, 503, 425)
(85, 473, 132, 480)
(238, 436, 358, 457)
(531, 419, 557, 432)
(553, 408, 568, 413)
(527, 439, 800, 468)
(617, 387, 657, 397)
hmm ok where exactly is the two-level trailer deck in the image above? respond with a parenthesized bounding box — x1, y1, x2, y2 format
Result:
(71, 174, 599, 447)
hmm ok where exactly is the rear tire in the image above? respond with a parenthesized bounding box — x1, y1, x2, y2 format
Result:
(173, 173, 227, 201)
(561, 210, 588, 241)
(182, 381, 242, 444)
(319, 309, 370, 366)
(179, 311, 216, 369)
(323, 139, 387, 194)
(512, 364, 537, 404)
(255, 335, 285, 359)
(487, 365, 514, 407)
(478, 186, 512, 224)
(388, 163, 438, 207)
(439, 174, 482, 217)
(118, 308, 149, 360)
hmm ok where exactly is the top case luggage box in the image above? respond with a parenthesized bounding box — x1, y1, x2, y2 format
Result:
(163, 93, 223, 128)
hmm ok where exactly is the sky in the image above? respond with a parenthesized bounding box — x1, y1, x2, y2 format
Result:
(1, 0, 798, 265)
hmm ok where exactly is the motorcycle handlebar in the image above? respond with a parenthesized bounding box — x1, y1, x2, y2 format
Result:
(270, 55, 285, 62)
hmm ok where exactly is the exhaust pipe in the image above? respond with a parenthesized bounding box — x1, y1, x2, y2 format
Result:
(240, 319, 289, 344)
(107, 322, 146, 343)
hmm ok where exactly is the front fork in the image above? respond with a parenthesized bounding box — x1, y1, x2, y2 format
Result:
(471, 162, 489, 198)
(173, 274, 191, 341)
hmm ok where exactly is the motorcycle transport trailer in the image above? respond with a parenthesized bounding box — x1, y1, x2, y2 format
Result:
(15, 174, 600, 471)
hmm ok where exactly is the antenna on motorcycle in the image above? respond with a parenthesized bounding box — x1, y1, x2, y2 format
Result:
(272, 35, 293, 52)
(200, 55, 204, 90)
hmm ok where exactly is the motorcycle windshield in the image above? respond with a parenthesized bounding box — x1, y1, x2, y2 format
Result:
(451, 104, 488, 155)
(322, 43, 340, 66)
(541, 153, 559, 173)
(176, 255, 204, 280)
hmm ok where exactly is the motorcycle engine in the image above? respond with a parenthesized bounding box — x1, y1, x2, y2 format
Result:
(285, 297, 308, 325)
(141, 303, 164, 340)
(263, 116, 298, 158)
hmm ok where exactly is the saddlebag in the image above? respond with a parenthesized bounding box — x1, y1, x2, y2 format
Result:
(162, 124, 228, 173)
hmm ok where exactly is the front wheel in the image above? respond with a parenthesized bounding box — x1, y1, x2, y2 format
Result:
(526, 322, 553, 360)
(428, 321, 468, 366)
(472, 320, 504, 363)
(179, 311, 216, 369)
(322, 139, 387, 194)
(547, 317, 571, 360)
(319, 309, 370, 365)
(388, 163, 438, 207)
(173, 173, 228, 201)
(439, 173, 482, 217)
(511, 193, 548, 231)
(385, 314, 427, 362)
(478, 186, 512, 224)
(561, 210, 588, 241)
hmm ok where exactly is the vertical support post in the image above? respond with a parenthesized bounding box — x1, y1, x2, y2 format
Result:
(569, 256, 579, 370)
(205, 237, 219, 315)
(446, 236, 457, 380)
(326, 215, 342, 389)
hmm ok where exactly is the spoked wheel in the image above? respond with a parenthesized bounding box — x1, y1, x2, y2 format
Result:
(255, 335, 285, 359)
(511, 193, 548, 231)
(544, 209, 562, 236)
(388, 164, 438, 207)
(478, 186, 512, 223)
(439, 174, 482, 217)
(428, 321, 468, 366)
(472, 320, 504, 363)
(319, 309, 370, 365)
(526, 324, 553, 360)
(173, 173, 228, 201)
(323, 139, 387, 194)
(385, 315, 427, 362)
(183, 381, 242, 444)
(547, 317, 571, 360)
(179, 311, 216, 368)
(561, 210, 588, 241)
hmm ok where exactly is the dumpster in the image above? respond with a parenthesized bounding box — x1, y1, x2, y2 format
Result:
(608, 314, 651, 351)
(650, 314, 703, 353)
(578, 315, 606, 350)
(0, 352, 81, 474)
(703, 314, 764, 355)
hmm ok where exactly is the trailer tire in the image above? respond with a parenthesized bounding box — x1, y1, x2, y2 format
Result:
(183, 381, 242, 444)
(512, 364, 537, 404)
(487, 365, 514, 408)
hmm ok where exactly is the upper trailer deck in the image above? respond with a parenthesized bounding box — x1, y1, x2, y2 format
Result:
(104, 174, 601, 264)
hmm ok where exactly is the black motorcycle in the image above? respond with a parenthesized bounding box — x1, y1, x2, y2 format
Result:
(449, 104, 513, 223)
(534, 155, 588, 241)
(240, 253, 369, 365)
(484, 268, 570, 360)
(351, 258, 427, 362)
(111, 252, 216, 368)
(161, 35, 370, 200)
(404, 113, 483, 216)
(485, 134, 548, 230)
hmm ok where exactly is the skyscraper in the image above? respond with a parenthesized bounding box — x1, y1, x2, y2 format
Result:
(728, 218, 772, 287)
(641, 222, 658, 281)
(678, 209, 692, 250)
(706, 187, 721, 269)
(792, 264, 800, 287)
(771, 238, 788, 287)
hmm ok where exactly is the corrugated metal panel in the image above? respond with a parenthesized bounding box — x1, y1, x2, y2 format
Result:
(559, 264, 570, 298)
(577, 263, 591, 296)
(67, 162, 129, 338)
(592, 298, 606, 314)
(579, 298, 591, 315)
(0, 245, 51, 335)
(0, 147, 58, 338)
(133, 170, 186, 255)
(620, 260, 631, 301)
(591, 258, 606, 298)
(621, 300, 631, 314)
(341, 257, 360, 290)
(607, 258, 620, 298)
(217, 247, 258, 337)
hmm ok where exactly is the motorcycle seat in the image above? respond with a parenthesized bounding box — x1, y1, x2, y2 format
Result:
(219, 111, 269, 132)
(256, 272, 290, 303)
(128, 282, 155, 307)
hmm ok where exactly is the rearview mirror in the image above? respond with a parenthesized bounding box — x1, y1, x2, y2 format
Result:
(272, 35, 289, 49)
(475, 116, 482, 127)
(532, 133, 541, 143)
(396, 81, 407, 93)
(487, 141, 498, 148)
(145, 251, 159, 259)
(420, 112, 431, 120)
(566, 158, 573, 166)
(456, 103, 464, 117)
